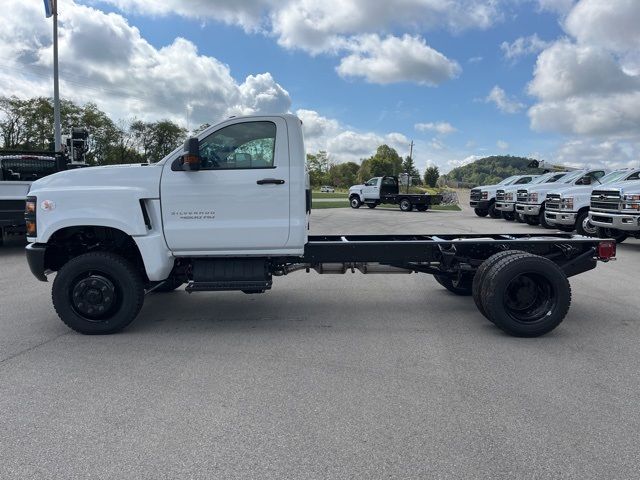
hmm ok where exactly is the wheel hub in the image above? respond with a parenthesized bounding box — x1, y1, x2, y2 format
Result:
(582, 217, 596, 235)
(72, 275, 116, 318)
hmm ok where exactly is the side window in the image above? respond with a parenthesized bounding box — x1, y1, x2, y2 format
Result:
(199, 121, 276, 170)
(515, 177, 530, 184)
(627, 172, 640, 181)
(365, 178, 379, 186)
(592, 170, 605, 179)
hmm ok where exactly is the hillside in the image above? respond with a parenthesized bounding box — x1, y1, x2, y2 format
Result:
(445, 155, 543, 187)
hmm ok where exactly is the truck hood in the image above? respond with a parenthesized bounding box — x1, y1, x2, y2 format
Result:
(29, 163, 162, 198)
(600, 179, 640, 194)
(498, 184, 524, 194)
(349, 184, 365, 192)
(473, 184, 500, 191)
(547, 185, 590, 197)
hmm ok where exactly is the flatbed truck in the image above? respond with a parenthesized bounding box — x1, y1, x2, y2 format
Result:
(25, 114, 616, 337)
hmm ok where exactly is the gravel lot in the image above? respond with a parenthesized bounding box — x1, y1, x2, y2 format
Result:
(1, 205, 639, 479)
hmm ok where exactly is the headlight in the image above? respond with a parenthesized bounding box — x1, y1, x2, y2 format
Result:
(481, 191, 488, 200)
(623, 194, 640, 201)
(528, 192, 538, 203)
(561, 197, 574, 210)
(506, 192, 513, 201)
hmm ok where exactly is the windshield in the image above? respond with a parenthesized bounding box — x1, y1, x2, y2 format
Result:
(499, 175, 519, 185)
(600, 170, 630, 184)
(559, 170, 588, 184)
(529, 173, 555, 184)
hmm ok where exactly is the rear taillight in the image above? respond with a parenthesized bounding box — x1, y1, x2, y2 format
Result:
(597, 241, 616, 261)
(25, 196, 37, 237)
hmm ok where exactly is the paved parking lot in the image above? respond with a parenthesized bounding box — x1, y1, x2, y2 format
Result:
(1, 206, 639, 479)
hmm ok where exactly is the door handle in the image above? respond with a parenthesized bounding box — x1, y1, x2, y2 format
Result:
(257, 178, 285, 185)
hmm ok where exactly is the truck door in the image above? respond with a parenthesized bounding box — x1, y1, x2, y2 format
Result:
(362, 178, 381, 200)
(160, 118, 290, 253)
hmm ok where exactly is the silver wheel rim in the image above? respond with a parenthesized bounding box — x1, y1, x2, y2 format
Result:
(582, 217, 596, 235)
(351, 198, 359, 207)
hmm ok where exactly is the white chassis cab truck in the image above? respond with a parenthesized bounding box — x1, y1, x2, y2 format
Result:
(589, 179, 640, 243)
(469, 175, 537, 219)
(515, 170, 606, 228)
(495, 175, 541, 221)
(25, 114, 617, 337)
(544, 169, 640, 236)
(348, 176, 441, 212)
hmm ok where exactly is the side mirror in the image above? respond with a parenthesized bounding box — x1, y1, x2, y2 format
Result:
(182, 137, 201, 171)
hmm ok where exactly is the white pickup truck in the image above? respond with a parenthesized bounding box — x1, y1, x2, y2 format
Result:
(589, 179, 640, 243)
(544, 169, 640, 236)
(515, 170, 607, 228)
(469, 175, 537, 218)
(24, 114, 616, 338)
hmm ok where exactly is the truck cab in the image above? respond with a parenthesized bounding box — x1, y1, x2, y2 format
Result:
(544, 169, 640, 235)
(495, 175, 540, 221)
(589, 178, 640, 243)
(515, 170, 606, 228)
(470, 175, 536, 219)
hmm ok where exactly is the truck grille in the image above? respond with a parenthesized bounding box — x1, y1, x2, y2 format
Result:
(591, 189, 621, 211)
(545, 193, 561, 210)
(517, 189, 528, 202)
(470, 189, 481, 201)
(496, 189, 505, 201)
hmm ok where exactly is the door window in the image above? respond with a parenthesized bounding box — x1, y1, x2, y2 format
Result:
(365, 178, 379, 186)
(199, 121, 276, 170)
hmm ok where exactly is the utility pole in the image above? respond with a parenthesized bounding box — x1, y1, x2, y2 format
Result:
(406, 140, 414, 194)
(52, 0, 62, 153)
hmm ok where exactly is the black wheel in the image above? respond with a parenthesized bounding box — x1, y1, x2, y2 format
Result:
(539, 209, 554, 229)
(524, 215, 540, 226)
(488, 202, 501, 219)
(502, 212, 515, 221)
(399, 198, 413, 212)
(350, 196, 361, 209)
(366, 203, 377, 209)
(481, 254, 571, 337)
(52, 252, 145, 334)
(150, 276, 183, 293)
(597, 227, 627, 244)
(576, 211, 596, 236)
(474, 208, 488, 217)
(515, 212, 525, 223)
(416, 205, 428, 212)
(434, 274, 472, 296)
(472, 251, 532, 320)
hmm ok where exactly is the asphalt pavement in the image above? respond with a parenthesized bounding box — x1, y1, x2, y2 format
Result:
(1, 205, 639, 479)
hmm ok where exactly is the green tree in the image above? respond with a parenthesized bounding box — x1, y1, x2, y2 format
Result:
(402, 155, 422, 185)
(424, 165, 440, 187)
(307, 150, 330, 186)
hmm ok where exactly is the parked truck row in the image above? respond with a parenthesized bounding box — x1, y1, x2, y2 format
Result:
(470, 167, 640, 241)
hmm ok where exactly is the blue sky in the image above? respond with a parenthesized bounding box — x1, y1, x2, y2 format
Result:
(1, 0, 639, 172)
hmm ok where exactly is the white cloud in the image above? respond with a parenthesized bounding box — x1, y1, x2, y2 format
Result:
(497, 140, 509, 150)
(94, 0, 505, 86)
(501, 34, 550, 61)
(537, 0, 576, 15)
(0, 0, 290, 127)
(446, 155, 481, 169)
(485, 85, 526, 113)
(468, 56, 484, 63)
(553, 138, 640, 169)
(336, 34, 461, 85)
(415, 122, 457, 135)
(296, 109, 410, 163)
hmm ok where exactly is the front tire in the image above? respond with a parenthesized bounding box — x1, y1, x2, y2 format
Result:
(52, 252, 145, 334)
(576, 211, 596, 236)
(515, 212, 525, 223)
(350, 196, 361, 209)
(597, 227, 627, 244)
(524, 215, 540, 226)
(502, 212, 515, 221)
(539, 209, 554, 229)
(488, 202, 501, 219)
(474, 208, 488, 217)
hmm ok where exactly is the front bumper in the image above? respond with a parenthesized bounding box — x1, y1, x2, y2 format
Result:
(495, 202, 514, 212)
(25, 243, 48, 281)
(589, 212, 640, 232)
(544, 210, 577, 226)
(470, 199, 491, 210)
(515, 203, 541, 216)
